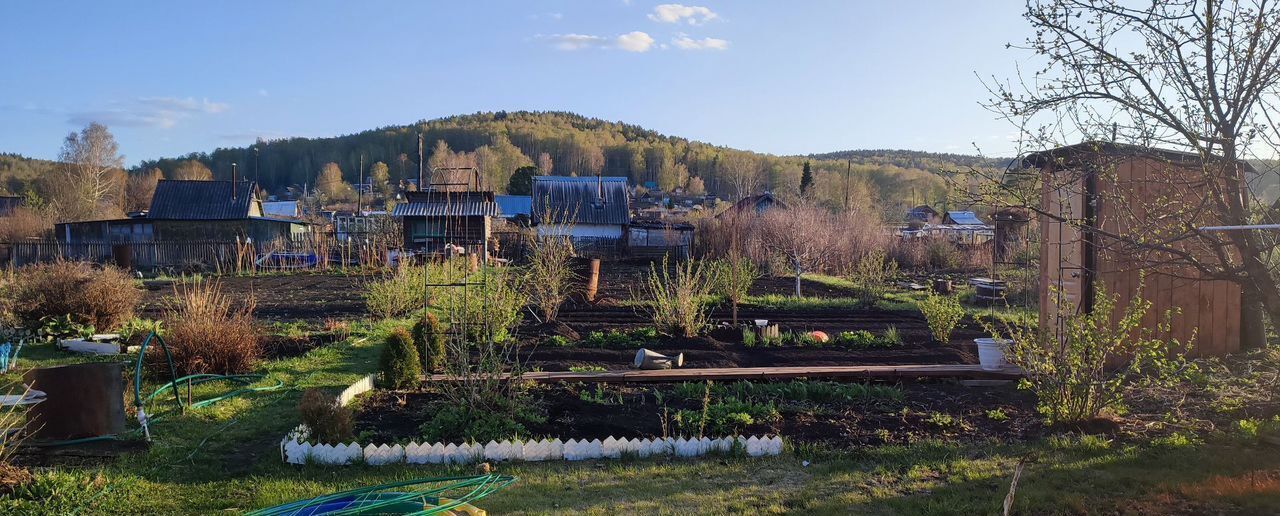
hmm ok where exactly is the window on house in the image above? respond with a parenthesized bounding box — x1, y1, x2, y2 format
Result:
(410, 220, 447, 241)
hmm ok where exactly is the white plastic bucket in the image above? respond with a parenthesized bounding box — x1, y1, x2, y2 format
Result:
(975, 338, 1011, 371)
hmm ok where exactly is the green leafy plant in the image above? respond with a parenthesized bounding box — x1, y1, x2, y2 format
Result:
(883, 326, 902, 345)
(36, 314, 94, 342)
(543, 335, 571, 347)
(850, 249, 898, 304)
(363, 263, 428, 318)
(741, 327, 757, 347)
(411, 312, 446, 373)
(985, 408, 1009, 422)
(835, 330, 899, 349)
(918, 292, 965, 344)
(117, 318, 163, 347)
(418, 402, 543, 443)
(379, 327, 422, 389)
(995, 284, 1195, 426)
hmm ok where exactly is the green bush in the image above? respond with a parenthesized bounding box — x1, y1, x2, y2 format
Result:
(543, 335, 571, 347)
(918, 293, 965, 344)
(411, 312, 446, 373)
(379, 327, 422, 390)
(998, 284, 1195, 425)
(834, 329, 900, 349)
(674, 398, 778, 436)
(363, 263, 428, 318)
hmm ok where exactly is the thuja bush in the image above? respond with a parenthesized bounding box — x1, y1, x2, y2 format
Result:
(379, 327, 422, 389)
(918, 292, 965, 344)
(996, 285, 1195, 426)
(3, 260, 140, 331)
(412, 311, 447, 373)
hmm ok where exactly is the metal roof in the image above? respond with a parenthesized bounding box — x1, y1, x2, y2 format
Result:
(495, 195, 532, 218)
(943, 211, 987, 226)
(531, 176, 630, 225)
(392, 190, 498, 218)
(148, 180, 257, 220)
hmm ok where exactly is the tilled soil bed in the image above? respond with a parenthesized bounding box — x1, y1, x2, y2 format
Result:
(352, 381, 1042, 446)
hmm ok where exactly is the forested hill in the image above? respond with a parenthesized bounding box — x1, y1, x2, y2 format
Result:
(809, 149, 1012, 171)
(134, 111, 982, 210)
(0, 153, 58, 196)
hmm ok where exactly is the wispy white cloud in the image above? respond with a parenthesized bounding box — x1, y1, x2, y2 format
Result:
(542, 31, 655, 52)
(616, 31, 655, 52)
(649, 4, 718, 25)
(529, 12, 564, 21)
(43, 95, 233, 129)
(137, 96, 229, 114)
(544, 33, 610, 51)
(672, 34, 728, 50)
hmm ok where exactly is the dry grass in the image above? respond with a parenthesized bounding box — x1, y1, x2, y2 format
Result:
(2, 260, 140, 330)
(153, 278, 259, 376)
(0, 207, 53, 241)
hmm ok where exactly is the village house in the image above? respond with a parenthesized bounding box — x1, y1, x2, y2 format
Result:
(717, 192, 788, 219)
(56, 180, 310, 244)
(531, 176, 630, 253)
(391, 189, 498, 255)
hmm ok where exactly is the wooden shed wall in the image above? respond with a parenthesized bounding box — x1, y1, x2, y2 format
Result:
(1039, 157, 1241, 358)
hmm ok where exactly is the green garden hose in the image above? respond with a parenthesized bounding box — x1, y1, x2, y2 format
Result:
(247, 475, 518, 516)
(31, 332, 283, 446)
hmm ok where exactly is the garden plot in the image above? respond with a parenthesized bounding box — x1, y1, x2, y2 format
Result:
(352, 380, 1042, 448)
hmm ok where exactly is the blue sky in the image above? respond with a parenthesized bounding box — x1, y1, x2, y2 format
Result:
(0, 1, 1030, 166)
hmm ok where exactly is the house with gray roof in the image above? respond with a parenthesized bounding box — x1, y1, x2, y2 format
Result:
(531, 176, 630, 254)
(391, 190, 498, 254)
(57, 180, 311, 244)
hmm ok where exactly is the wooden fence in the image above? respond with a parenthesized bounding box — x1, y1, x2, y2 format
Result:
(0, 237, 394, 273)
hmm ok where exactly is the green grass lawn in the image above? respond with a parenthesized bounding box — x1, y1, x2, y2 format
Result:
(4, 323, 1279, 514)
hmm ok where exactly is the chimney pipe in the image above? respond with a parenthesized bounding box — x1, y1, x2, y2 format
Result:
(231, 162, 238, 201)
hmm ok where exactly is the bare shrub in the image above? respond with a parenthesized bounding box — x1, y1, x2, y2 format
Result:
(3, 260, 140, 331)
(639, 255, 716, 337)
(153, 278, 259, 376)
(0, 207, 53, 241)
(298, 388, 354, 444)
(523, 231, 577, 322)
(0, 383, 33, 496)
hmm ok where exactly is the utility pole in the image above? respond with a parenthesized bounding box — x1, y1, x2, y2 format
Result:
(357, 154, 364, 215)
(254, 146, 260, 187)
(844, 158, 851, 211)
(417, 133, 425, 190)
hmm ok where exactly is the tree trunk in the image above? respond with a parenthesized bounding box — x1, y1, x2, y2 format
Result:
(1235, 247, 1280, 349)
(794, 264, 803, 297)
(732, 300, 739, 326)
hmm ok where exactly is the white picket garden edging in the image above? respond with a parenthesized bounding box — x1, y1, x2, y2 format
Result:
(281, 374, 784, 466)
(282, 435, 784, 466)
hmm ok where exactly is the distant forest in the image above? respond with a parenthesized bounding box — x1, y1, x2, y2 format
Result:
(2, 112, 1015, 215)
(134, 111, 1000, 213)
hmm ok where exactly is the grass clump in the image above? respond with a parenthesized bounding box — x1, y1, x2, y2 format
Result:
(2, 260, 140, 332)
(152, 278, 259, 376)
(918, 292, 964, 344)
(379, 327, 421, 390)
(298, 388, 354, 444)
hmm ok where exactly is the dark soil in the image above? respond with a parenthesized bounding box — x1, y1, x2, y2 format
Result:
(260, 331, 344, 360)
(139, 273, 368, 323)
(352, 380, 1043, 446)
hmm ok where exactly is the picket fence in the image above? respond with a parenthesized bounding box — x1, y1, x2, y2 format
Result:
(282, 435, 785, 466)
(282, 373, 783, 466)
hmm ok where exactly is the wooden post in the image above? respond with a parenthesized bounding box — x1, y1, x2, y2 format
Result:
(468, 252, 480, 273)
(586, 258, 601, 302)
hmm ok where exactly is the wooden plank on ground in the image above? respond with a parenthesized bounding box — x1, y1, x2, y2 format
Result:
(423, 364, 1024, 384)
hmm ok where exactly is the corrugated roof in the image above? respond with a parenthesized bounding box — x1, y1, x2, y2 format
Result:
(944, 211, 987, 226)
(392, 190, 498, 218)
(531, 176, 630, 225)
(495, 195, 532, 217)
(148, 180, 257, 220)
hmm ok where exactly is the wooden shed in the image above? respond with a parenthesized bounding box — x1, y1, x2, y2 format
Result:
(1024, 142, 1243, 357)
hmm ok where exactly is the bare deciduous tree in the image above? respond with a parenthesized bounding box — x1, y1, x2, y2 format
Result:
(125, 167, 163, 212)
(760, 203, 835, 297)
(57, 122, 125, 221)
(986, 0, 1280, 341)
(170, 159, 213, 181)
(721, 152, 762, 201)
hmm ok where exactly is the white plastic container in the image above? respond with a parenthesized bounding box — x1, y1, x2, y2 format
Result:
(975, 338, 1011, 371)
